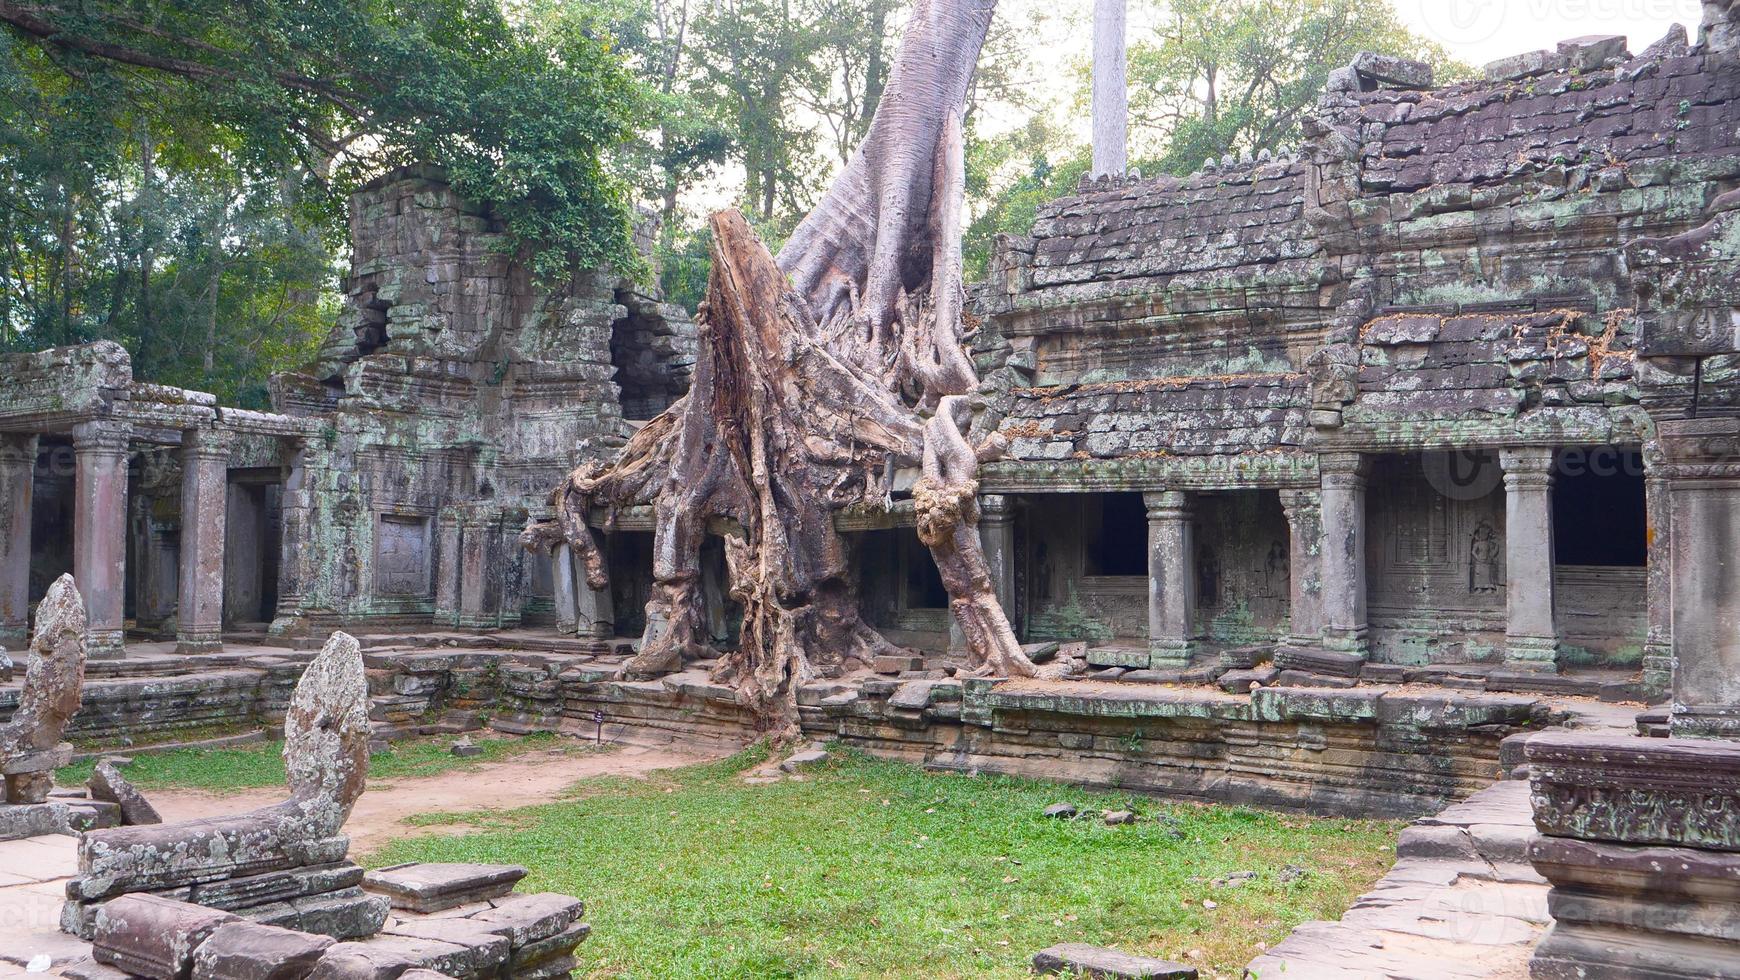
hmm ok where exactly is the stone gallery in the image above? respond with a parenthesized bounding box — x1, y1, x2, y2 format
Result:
(4, 2, 1740, 978)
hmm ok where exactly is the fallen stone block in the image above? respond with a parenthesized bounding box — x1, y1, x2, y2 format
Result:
(468, 893, 585, 946)
(363, 864, 528, 913)
(1103, 811, 1136, 826)
(1043, 803, 1077, 820)
(872, 655, 925, 675)
(448, 739, 483, 759)
(779, 749, 829, 773)
(305, 944, 421, 980)
(1219, 666, 1279, 694)
(1031, 943, 1197, 979)
(91, 894, 238, 980)
(90, 760, 162, 826)
(190, 920, 335, 980)
(505, 922, 591, 970)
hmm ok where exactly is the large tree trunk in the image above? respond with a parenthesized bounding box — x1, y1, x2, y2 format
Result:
(526, 0, 1038, 739)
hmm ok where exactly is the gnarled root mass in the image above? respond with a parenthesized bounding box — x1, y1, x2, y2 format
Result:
(524, 0, 1037, 737)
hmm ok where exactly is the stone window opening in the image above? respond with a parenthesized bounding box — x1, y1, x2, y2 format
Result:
(609, 288, 688, 421)
(902, 531, 949, 610)
(1553, 448, 1646, 568)
(1084, 492, 1148, 577)
(353, 283, 390, 357)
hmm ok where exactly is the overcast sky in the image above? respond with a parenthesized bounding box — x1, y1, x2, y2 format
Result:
(1388, 0, 1702, 66)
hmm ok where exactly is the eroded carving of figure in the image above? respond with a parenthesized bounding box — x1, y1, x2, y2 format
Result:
(0, 575, 86, 803)
(1265, 540, 1289, 596)
(1469, 522, 1502, 593)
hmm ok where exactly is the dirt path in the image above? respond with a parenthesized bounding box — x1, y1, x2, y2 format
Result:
(150, 742, 728, 855)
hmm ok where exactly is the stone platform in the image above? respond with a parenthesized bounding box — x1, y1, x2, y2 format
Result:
(0, 632, 1644, 821)
(1247, 780, 1549, 979)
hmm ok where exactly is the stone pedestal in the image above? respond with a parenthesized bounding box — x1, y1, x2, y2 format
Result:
(979, 494, 1017, 626)
(1526, 731, 1740, 978)
(1143, 491, 1194, 667)
(1658, 418, 1740, 737)
(1278, 488, 1323, 649)
(1501, 448, 1560, 672)
(1316, 453, 1368, 657)
(0, 434, 36, 651)
(73, 420, 130, 658)
(176, 428, 232, 654)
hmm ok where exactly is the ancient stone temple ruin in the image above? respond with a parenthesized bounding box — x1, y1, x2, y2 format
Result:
(5, 6, 1740, 980)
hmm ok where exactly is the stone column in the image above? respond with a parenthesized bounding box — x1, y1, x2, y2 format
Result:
(1642, 443, 1674, 700)
(456, 507, 508, 629)
(433, 508, 462, 628)
(978, 494, 1017, 629)
(1278, 488, 1323, 648)
(73, 419, 130, 658)
(1144, 490, 1194, 668)
(1317, 452, 1369, 659)
(1091, 0, 1128, 178)
(550, 544, 580, 634)
(269, 439, 309, 637)
(1500, 447, 1559, 672)
(1659, 418, 1740, 738)
(176, 428, 232, 654)
(0, 434, 37, 651)
(577, 567, 615, 640)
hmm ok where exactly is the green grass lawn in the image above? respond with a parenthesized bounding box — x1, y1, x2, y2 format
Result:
(369, 747, 1403, 980)
(56, 731, 576, 792)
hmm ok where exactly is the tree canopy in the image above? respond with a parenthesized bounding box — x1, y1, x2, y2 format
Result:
(1, 0, 647, 400)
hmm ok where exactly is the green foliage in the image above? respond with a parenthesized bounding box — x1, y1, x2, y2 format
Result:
(1127, 0, 1467, 174)
(56, 732, 577, 792)
(1, 0, 648, 398)
(371, 747, 1403, 977)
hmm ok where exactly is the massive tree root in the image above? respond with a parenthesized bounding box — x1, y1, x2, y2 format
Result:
(524, 0, 1037, 738)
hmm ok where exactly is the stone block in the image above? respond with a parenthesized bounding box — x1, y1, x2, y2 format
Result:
(872, 655, 925, 675)
(1526, 732, 1740, 849)
(468, 893, 584, 946)
(380, 919, 510, 974)
(190, 921, 335, 980)
(306, 945, 421, 980)
(89, 760, 162, 826)
(91, 894, 238, 980)
(363, 864, 528, 913)
(1031, 943, 1197, 978)
(1351, 52, 1433, 89)
(1557, 34, 1629, 70)
(505, 922, 591, 969)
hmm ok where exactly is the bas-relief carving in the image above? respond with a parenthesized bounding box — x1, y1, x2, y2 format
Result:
(1468, 521, 1502, 594)
(375, 515, 432, 597)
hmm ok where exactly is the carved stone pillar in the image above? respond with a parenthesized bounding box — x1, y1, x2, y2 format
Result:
(1643, 442, 1674, 700)
(1659, 418, 1740, 738)
(1500, 447, 1560, 672)
(269, 439, 310, 638)
(73, 419, 130, 658)
(978, 494, 1017, 633)
(433, 508, 462, 628)
(551, 544, 580, 635)
(577, 536, 615, 640)
(1317, 452, 1369, 658)
(1278, 488, 1323, 648)
(0, 434, 37, 651)
(1144, 490, 1194, 668)
(176, 428, 232, 654)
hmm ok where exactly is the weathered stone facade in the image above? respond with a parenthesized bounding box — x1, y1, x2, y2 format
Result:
(0, 166, 692, 653)
(962, 25, 1740, 694)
